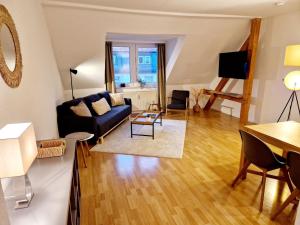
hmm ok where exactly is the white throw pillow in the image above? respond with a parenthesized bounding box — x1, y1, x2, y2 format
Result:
(92, 98, 111, 115)
(110, 93, 125, 106)
(70, 101, 92, 117)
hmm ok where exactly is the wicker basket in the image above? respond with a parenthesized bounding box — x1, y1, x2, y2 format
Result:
(37, 139, 66, 159)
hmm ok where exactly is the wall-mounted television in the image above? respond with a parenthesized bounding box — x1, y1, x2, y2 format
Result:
(218, 51, 248, 79)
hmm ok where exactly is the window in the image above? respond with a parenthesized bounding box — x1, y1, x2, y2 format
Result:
(112, 43, 158, 88)
(138, 56, 144, 64)
(137, 47, 157, 86)
(112, 46, 131, 87)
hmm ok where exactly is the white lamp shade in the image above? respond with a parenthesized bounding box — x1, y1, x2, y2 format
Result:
(0, 123, 37, 178)
(284, 45, 300, 66)
(284, 71, 300, 91)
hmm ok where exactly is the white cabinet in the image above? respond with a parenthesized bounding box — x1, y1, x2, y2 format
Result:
(122, 89, 157, 111)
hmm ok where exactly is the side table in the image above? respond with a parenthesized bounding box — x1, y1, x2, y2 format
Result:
(65, 132, 94, 168)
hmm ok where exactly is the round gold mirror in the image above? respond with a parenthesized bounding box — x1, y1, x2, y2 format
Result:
(0, 5, 22, 88)
(1, 24, 16, 71)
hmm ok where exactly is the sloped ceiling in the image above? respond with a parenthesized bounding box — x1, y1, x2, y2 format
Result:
(45, 0, 300, 17)
(43, 5, 250, 89)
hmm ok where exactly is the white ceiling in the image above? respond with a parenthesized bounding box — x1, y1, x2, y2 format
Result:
(45, 0, 300, 17)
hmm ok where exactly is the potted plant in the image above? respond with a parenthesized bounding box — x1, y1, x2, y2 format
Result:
(137, 78, 146, 88)
(191, 88, 203, 112)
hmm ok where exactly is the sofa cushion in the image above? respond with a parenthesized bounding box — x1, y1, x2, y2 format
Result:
(95, 105, 131, 135)
(99, 91, 112, 106)
(110, 93, 125, 106)
(59, 98, 83, 116)
(83, 94, 102, 116)
(70, 101, 92, 117)
(92, 98, 111, 115)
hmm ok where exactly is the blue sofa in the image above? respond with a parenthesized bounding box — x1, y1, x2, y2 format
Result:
(57, 91, 132, 143)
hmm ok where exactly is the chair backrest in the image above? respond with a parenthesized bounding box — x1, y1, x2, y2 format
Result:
(171, 90, 190, 105)
(287, 151, 300, 189)
(239, 130, 282, 169)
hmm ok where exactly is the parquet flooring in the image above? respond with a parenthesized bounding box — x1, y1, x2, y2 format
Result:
(79, 110, 294, 225)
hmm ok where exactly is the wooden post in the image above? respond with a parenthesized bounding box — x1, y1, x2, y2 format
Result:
(203, 18, 261, 126)
(240, 18, 261, 125)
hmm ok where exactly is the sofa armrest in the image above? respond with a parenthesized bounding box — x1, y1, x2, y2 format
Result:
(124, 98, 132, 106)
(57, 115, 98, 138)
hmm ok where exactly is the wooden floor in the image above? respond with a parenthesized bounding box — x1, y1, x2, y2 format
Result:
(79, 110, 294, 225)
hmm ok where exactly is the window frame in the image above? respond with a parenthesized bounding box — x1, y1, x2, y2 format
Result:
(112, 44, 133, 87)
(112, 42, 158, 89)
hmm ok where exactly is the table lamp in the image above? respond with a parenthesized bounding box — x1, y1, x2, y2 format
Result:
(277, 45, 300, 122)
(0, 123, 37, 209)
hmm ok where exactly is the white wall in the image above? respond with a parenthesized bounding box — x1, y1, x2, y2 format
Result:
(0, 0, 64, 140)
(43, 5, 250, 90)
(213, 10, 300, 123)
(64, 87, 105, 100)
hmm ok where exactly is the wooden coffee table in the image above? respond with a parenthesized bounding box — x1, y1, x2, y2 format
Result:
(130, 111, 162, 139)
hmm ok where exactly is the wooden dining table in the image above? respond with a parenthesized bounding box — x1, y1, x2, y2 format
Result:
(241, 121, 300, 170)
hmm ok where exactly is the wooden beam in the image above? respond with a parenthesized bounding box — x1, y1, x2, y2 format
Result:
(240, 18, 261, 125)
(240, 37, 249, 51)
(203, 78, 229, 110)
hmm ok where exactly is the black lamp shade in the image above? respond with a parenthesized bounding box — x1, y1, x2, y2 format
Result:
(70, 68, 78, 75)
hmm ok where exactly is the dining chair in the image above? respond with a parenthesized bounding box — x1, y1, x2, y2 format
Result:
(272, 151, 300, 220)
(232, 130, 293, 212)
(166, 90, 190, 120)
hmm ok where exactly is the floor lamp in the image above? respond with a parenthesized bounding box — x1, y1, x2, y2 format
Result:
(70, 68, 78, 100)
(277, 45, 300, 122)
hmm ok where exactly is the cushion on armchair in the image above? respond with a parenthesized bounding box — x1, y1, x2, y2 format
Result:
(171, 90, 190, 104)
(167, 90, 190, 110)
(167, 103, 186, 110)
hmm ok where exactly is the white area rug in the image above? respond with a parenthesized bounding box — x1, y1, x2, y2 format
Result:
(91, 119, 187, 158)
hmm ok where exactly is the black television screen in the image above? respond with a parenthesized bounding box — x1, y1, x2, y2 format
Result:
(218, 51, 248, 79)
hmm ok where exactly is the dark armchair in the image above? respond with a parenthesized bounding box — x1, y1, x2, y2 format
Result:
(166, 90, 190, 120)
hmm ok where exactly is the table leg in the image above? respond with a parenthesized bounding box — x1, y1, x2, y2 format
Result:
(239, 144, 247, 179)
(152, 124, 154, 140)
(84, 141, 91, 157)
(160, 113, 163, 126)
(279, 149, 288, 176)
(79, 141, 87, 168)
(131, 122, 133, 138)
